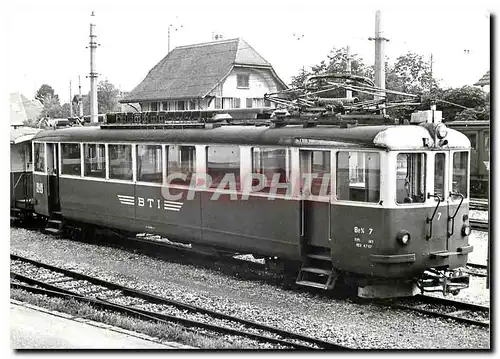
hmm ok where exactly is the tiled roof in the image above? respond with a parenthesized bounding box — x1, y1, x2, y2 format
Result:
(474, 70, 490, 86)
(10, 126, 41, 144)
(122, 38, 285, 103)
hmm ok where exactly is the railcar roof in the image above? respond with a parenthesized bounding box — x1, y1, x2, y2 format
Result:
(32, 124, 470, 150)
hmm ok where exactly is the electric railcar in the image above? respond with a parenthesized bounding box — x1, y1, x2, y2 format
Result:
(446, 120, 489, 198)
(28, 109, 472, 298)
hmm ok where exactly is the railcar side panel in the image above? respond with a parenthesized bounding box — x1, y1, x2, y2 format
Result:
(134, 185, 203, 242)
(59, 178, 135, 226)
(200, 192, 301, 258)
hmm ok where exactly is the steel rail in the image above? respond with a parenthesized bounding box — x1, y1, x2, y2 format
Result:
(380, 294, 489, 328)
(11, 254, 347, 350)
(470, 219, 488, 232)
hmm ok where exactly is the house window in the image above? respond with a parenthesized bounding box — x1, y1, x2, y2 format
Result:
(237, 74, 249, 88)
(177, 101, 185, 111)
(162, 102, 168, 111)
(189, 100, 197, 110)
(253, 98, 264, 108)
(264, 99, 271, 107)
(151, 102, 158, 111)
(214, 98, 222, 109)
(223, 97, 241, 109)
(246, 98, 253, 108)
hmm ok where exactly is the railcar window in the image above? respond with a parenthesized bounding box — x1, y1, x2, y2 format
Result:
(300, 151, 331, 196)
(84, 144, 106, 178)
(464, 132, 477, 150)
(136, 145, 162, 183)
(167, 145, 196, 185)
(34, 143, 45, 172)
(452, 151, 469, 197)
(336, 151, 380, 202)
(207, 146, 240, 189)
(108, 144, 132, 181)
(252, 148, 290, 194)
(484, 131, 489, 153)
(434, 153, 446, 198)
(396, 153, 426, 204)
(61, 143, 81, 176)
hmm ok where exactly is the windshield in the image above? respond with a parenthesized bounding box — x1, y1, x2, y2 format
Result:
(452, 151, 469, 198)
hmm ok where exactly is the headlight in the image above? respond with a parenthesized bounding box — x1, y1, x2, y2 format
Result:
(435, 123, 448, 139)
(396, 230, 411, 245)
(462, 224, 471, 236)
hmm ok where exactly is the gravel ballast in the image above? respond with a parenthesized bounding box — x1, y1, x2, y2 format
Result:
(10, 227, 490, 349)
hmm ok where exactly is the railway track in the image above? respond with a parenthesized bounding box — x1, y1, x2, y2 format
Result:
(470, 199, 489, 211)
(10, 254, 347, 350)
(470, 219, 488, 232)
(382, 294, 489, 328)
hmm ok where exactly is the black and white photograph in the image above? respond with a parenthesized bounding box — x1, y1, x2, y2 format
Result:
(4, 0, 492, 351)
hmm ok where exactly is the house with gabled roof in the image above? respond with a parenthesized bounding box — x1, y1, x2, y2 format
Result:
(473, 70, 490, 93)
(120, 38, 287, 117)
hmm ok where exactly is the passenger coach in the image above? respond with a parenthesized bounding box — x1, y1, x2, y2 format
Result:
(30, 108, 472, 298)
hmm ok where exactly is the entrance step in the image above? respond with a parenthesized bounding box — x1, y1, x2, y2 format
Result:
(295, 280, 330, 290)
(307, 253, 331, 261)
(300, 267, 333, 276)
(44, 227, 61, 235)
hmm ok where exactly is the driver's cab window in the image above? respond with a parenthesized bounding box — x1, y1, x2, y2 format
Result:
(434, 153, 446, 199)
(396, 153, 426, 204)
(452, 151, 469, 198)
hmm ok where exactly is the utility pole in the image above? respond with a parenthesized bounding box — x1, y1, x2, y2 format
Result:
(78, 75, 83, 118)
(89, 11, 99, 123)
(69, 80, 73, 117)
(346, 45, 352, 99)
(369, 10, 389, 104)
(430, 53, 434, 93)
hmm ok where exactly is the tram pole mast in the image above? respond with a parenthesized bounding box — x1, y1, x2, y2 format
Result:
(346, 45, 352, 99)
(78, 75, 83, 118)
(69, 80, 73, 118)
(89, 11, 99, 123)
(369, 10, 389, 106)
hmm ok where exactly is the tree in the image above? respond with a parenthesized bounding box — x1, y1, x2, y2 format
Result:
(97, 80, 120, 113)
(35, 84, 58, 103)
(41, 94, 63, 118)
(435, 86, 489, 122)
(82, 80, 121, 115)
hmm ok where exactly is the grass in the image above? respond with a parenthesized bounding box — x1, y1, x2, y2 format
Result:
(10, 288, 261, 349)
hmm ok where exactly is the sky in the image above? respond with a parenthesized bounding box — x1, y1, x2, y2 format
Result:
(1, 0, 494, 103)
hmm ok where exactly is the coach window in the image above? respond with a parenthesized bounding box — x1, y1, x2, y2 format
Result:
(434, 153, 446, 199)
(336, 151, 380, 203)
(168, 145, 196, 185)
(34, 143, 45, 172)
(84, 144, 106, 178)
(109, 144, 133, 181)
(300, 150, 331, 196)
(61, 143, 81, 176)
(252, 148, 290, 194)
(136, 145, 162, 183)
(207, 146, 240, 189)
(395, 153, 426, 204)
(484, 131, 489, 153)
(452, 151, 469, 198)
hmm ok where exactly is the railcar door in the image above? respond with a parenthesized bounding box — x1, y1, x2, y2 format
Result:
(299, 150, 332, 249)
(46, 143, 60, 212)
(428, 152, 449, 253)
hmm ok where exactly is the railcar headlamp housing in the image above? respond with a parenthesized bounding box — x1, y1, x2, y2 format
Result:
(396, 230, 411, 245)
(435, 123, 448, 139)
(461, 224, 471, 236)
